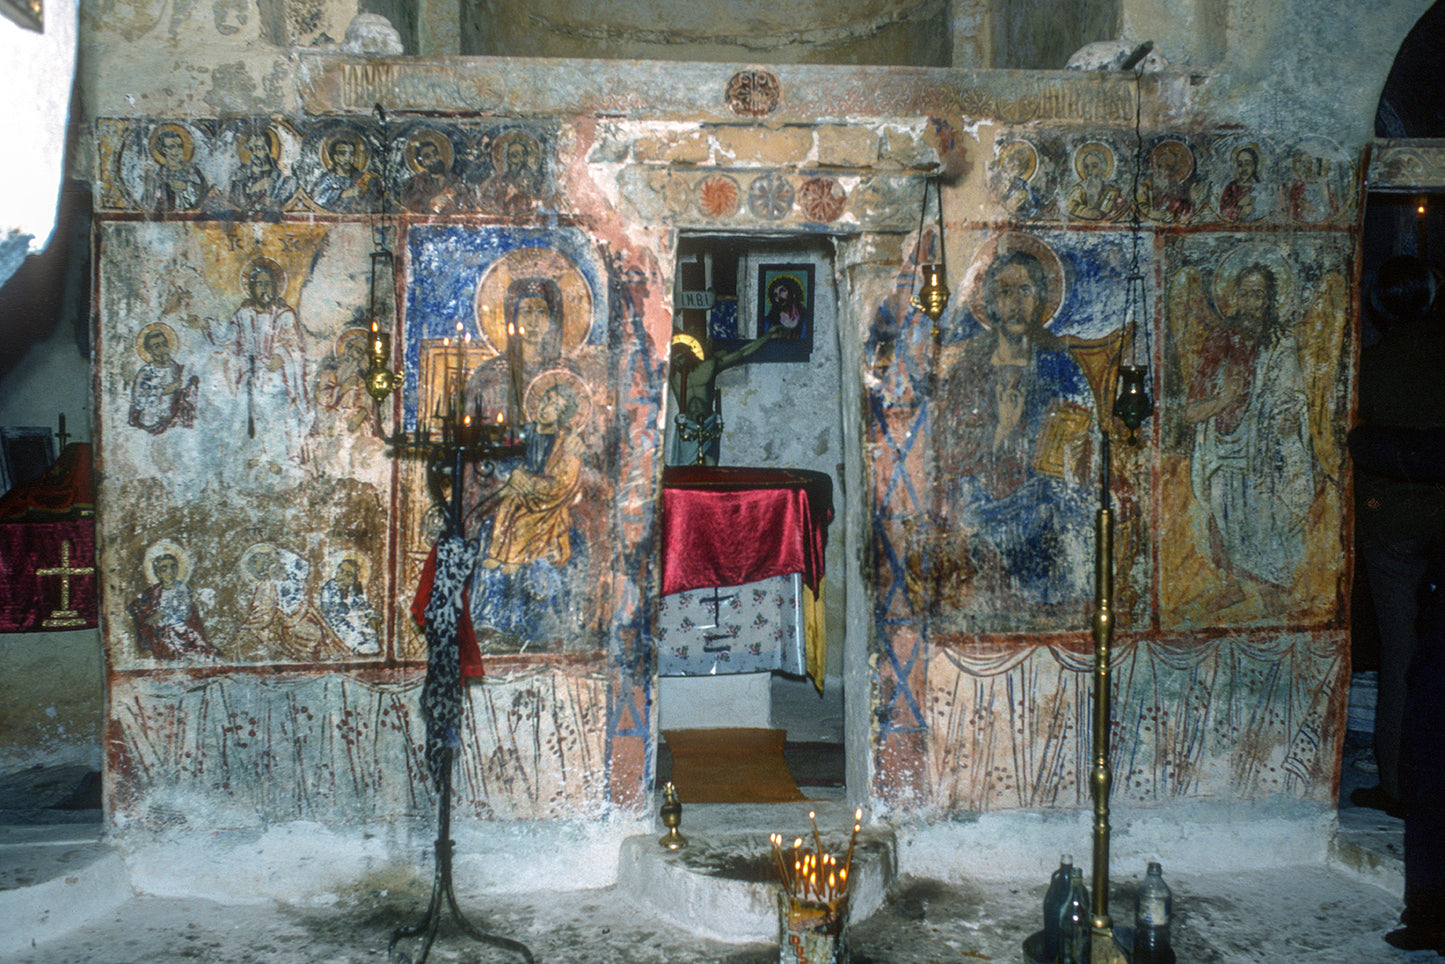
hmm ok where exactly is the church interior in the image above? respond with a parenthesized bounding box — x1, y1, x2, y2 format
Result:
(3, 0, 1445, 960)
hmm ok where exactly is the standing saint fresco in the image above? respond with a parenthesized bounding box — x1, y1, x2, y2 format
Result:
(128, 323, 198, 434)
(197, 258, 313, 469)
(127, 540, 220, 662)
(933, 235, 1096, 608)
(1182, 257, 1315, 608)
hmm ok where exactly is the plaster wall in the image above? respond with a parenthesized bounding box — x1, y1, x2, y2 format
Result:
(60, 0, 1430, 895)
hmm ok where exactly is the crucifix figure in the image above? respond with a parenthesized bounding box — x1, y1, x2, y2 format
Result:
(668, 325, 784, 466)
(36, 539, 95, 628)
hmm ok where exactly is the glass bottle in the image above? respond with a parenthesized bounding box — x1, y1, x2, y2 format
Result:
(1133, 861, 1176, 964)
(1058, 866, 1090, 964)
(1042, 853, 1073, 961)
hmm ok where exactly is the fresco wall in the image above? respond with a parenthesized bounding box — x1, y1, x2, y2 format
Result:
(868, 126, 1356, 809)
(94, 112, 668, 826)
(91, 61, 1359, 831)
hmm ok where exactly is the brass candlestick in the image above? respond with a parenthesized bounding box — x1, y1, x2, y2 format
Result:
(659, 782, 687, 850)
(1088, 433, 1130, 964)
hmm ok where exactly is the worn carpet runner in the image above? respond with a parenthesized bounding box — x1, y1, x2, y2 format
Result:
(661, 727, 808, 804)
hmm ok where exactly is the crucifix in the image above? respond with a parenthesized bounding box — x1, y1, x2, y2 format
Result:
(35, 539, 95, 628)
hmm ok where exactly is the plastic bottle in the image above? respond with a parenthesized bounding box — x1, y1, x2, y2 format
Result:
(1133, 861, 1176, 964)
(1041, 853, 1073, 961)
(1057, 865, 1091, 964)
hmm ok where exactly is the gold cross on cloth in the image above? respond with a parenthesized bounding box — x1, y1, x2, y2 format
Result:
(35, 539, 95, 628)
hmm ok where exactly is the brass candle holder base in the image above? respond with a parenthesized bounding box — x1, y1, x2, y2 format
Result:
(659, 782, 687, 850)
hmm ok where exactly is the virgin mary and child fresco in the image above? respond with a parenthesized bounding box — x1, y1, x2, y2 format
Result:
(459, 262, 604, 653)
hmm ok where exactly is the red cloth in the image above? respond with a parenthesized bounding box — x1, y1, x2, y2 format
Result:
(0, 443, 94, 519)
(411, 541, 484, 678)
(0, 519, 97, 632)
(660, 466, 832, 597)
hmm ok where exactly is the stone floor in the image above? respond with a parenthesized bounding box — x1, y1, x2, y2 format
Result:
(0, 718, 1427, 964)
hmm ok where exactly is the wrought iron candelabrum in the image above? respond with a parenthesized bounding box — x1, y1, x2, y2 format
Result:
(364, 330, 534, 964)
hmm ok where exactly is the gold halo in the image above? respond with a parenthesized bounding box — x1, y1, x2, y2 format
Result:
(238, 542, 280, 584)
(963, 231, 1067, 331)
(1210, 242, 1297, 324)
(997, 140, 1038, 181)
(236, 126, 281, 165)
(525, 368, 592, 426)
(136, 322, 179, 363)
(239, 256, 287, 299)
(404, 128, 454, 174)
(474, 248, 593, 356)
(336, 327, 370, 359)
(326, 549, 369, 586)
(149, 124, 195, 164)
(1148, 138, 1195, 181)
(670, 332, 704, 361)
(491, 130, 541, 173)
(1073, 142, 1115, 181)
(319, 130, 371, 172)
(143, 539, 191, 583)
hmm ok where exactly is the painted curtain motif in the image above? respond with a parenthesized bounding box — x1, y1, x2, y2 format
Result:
(98, 221, 393, 668)
(872, 228, 1145, 635)
(1159, 234, 1350, 627)
(107, 669, 609, 827)
(925, 631, 1346, 811)
(402, 225, 615, 656)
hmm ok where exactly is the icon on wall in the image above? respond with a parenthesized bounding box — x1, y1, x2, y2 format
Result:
(755, 262, 814, 362)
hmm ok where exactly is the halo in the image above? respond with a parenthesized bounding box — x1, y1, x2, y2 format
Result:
(319, 129, 371, 171)
(997, 140, 1038, 182)
(1148, 138, 1195, 181)
(136, 322, 179, 363)
(670, 332, 704, 361)
(238, 542, 280, 584)
(239, 256, 287, 299)
(143, 539, 191, 583)
(963, 231, 1067, 331)
(149, 124, 195, 164)
(524, 368, 592, 426)
(237, 126, 281, 164)
(336, 327, 370, 359)
(491, 129, 541, 173)
(1073, 142, 1115, 181)
(1210, 242, 1297, 324)
(327, 549, 369, 586)
(474, 248, 593, 356)
(404, 128, 454, 173)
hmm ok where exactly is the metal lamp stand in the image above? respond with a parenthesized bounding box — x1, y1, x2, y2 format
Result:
(389, 745, 536, 964)
(380, 439, 535, 964)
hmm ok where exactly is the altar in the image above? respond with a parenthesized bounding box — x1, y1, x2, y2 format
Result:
(656, 466, 832, 689)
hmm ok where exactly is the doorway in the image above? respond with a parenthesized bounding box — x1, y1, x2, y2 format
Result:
(654, 233, 849, 799)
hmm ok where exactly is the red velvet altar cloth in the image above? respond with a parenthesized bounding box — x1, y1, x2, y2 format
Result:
(0, 443, 94, 519)
(660, 466, 832, 598)
(0, 519, 97, 632)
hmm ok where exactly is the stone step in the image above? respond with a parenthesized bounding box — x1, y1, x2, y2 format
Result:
(617, 800, 895, 945)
